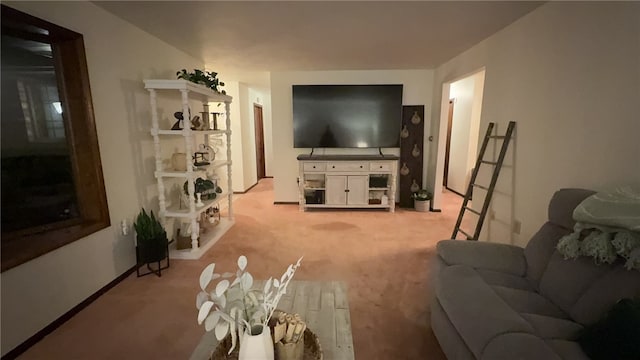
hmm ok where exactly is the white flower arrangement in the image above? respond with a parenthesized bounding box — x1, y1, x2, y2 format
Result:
(196, 255, 303, 354)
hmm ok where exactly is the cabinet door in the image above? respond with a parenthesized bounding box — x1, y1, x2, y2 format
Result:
(326, 175, 347, 205)
(347, 175, 369, 205)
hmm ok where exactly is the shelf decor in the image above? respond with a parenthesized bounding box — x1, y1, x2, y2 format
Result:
(399, 105, 425, 208)
(144, 79, 234, 260)
(196, 255, 304, 356)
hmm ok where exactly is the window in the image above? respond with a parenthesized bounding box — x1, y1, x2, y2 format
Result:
(1, 5, 110, 271)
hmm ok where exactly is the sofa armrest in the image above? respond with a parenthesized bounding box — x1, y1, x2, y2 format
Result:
(437, 240, 527, 276)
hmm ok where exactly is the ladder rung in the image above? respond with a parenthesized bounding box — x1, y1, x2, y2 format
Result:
(472, 184, 489, 191)
(458, 228, 472, 239)
(481, 160, 498, 165)
(488, 136, 506, 139)
(464, 206, 480, 215)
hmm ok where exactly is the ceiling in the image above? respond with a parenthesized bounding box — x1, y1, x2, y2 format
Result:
(96, 1, 542, 76)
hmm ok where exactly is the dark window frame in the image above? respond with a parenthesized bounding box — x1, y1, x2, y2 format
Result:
(1, 5, 110, 272)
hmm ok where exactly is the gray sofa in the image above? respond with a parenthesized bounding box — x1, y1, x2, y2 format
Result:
(431, 188, 640, 359)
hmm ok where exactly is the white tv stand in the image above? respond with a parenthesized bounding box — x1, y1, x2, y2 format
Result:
(297, 155, 399, 212)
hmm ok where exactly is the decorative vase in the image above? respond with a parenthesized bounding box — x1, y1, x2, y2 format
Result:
(171, 152, 187, 171)
(400, 163, 410, 176)
(400, 125, 409, 138)
(411, 144, 420, 157)
(411, 111, 421, 125)
(239, 324, 274, 360)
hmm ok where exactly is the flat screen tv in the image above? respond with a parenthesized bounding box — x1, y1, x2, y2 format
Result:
(292, 84, 403, 148)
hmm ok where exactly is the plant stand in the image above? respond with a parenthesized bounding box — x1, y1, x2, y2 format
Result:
(136, 240, 171, 277)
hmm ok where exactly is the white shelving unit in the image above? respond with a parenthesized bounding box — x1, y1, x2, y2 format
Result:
(144, 79, 234, 259)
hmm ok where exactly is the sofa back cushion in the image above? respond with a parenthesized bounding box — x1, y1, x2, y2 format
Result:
(538, 252, 616, 320)
(524, 189, 595, 287)
(570, 266, 640, 325)
(524, 222, 571, 288)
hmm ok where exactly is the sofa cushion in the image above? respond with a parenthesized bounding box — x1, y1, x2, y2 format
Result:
(545, 340, 590, 360)
(538, 252, 616, 318)
(547, 188, 596, 230)
(436, 265, 535, 358)
(570, 266, 640, 325)
(524, 222, 571, 288)
(481, 333, 562, 360)
(475, 269, 533, 291)
(577, 298, 640, 360)
(521, 313, 583, 340)
(436, 240, 526, 276)
(491, 285, 568, 319)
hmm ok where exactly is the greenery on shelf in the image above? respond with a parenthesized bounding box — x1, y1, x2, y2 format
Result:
(176, 69, 226, 94)
(412, 189, 433, 201)
(183, 177, 222, 200)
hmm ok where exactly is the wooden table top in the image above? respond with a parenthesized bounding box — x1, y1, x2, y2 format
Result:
(190, 280, 354, 360)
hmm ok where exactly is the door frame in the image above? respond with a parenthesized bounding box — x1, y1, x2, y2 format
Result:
(443, 99, 454, 189)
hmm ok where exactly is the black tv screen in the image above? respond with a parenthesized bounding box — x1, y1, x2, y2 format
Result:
(293, 84, 403, 148)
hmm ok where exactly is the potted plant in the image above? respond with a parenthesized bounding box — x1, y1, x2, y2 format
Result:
(196, 255, 303, 358)
(133, 208, 168, 263)
(412, 189, 432, 212)
(176, 69, 226, 94)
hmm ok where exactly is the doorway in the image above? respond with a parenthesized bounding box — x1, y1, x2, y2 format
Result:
(433, 69, 486, 210)
(253, 104, 266, 179)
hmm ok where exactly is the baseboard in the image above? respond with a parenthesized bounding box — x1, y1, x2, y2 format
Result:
(430, 208, 442, 212)
(274, 201, 299, 205)
(445, 186, 465, 197)
(1, 265, 136, 360)
(232, 181, 258, 194)
(263, 176, 273, 178)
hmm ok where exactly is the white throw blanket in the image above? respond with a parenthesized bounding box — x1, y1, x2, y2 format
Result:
(557, 185, 640, 270)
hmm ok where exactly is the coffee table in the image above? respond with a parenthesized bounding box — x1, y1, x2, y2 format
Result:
(190, 280, 354, 360)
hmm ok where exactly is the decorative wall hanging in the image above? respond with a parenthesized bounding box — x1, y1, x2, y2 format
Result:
(411, 111, 422, 125)
(400, 125, 409, 139)
(399, 105, 425, 208)
(412, 144, 421, 157)
(400, 163, 410, 176)
(410, 179, 420, 193)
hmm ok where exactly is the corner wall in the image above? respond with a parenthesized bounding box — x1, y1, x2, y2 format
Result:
(428, 2, 640, 246)
(0, 2, 203, 355)
(271, 70, 434, 202)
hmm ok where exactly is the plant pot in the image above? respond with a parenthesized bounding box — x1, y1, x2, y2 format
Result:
(137, 235, 168, 263)
(239, 324, 274, 360)
(414, 199, 430, 212)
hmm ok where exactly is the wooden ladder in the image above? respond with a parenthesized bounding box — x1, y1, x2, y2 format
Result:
(451, 121, 516, 240)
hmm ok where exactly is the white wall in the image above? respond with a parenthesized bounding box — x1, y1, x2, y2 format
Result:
(225, 81, 246, 192)
(428, 2, 640, 246)
(0, 2, 203, 355)
(271, 70, 434, 202)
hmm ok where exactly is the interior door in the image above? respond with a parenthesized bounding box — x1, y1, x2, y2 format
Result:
(325, 175, 347, 205)
(253, 104, 266, 179)
(346, 175, 368, 205)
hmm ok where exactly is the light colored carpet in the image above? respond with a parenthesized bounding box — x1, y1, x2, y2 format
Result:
(19, 179, 464, 359)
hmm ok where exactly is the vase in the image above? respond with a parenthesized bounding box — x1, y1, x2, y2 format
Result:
(411, 110, 421, 125)
(239, 324, 274, 360)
